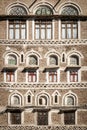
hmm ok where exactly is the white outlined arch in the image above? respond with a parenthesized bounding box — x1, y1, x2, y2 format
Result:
(5, 1, 29, 15)
(3, 51, 20, 66)
(44, 50, 60, 66)
(35, 90, 51, 106)
(8, 90, 24, 106)
(29, 1, 56, 14)
(52, 90, 61, 104)
(25, 50, 42, 66)
(58, 1, 82, 15)
(67, 50, 83, 66)
(25, 90, 34, 105)
(62, 90, 78, 106)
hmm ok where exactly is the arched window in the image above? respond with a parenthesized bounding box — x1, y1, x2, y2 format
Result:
(66, 96, 74, 105)
(70, 55, 79, 65)
(39, 96, 47, 105)
(13, 96, 20, 105)
(35, 6, 53, 15)
(9, 6, 27, 15)
(29, 55, 38, 65)
(64, 94, 76, 106)
(7, 54, 17, 65)
(49, 55, 58, 65)
(61, 6, 79, 39)
(11, 94, 21, 106)
(35, 6, 53, 40)
(61, 6, 78, 16)
(8, 6, 27, 39)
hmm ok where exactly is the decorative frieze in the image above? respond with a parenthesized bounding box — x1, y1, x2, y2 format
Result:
(0, 39, 87, 45)
(0, 82, 87, 88)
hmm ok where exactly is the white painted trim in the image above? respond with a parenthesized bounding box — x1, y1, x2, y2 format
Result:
(7, 20, 9, 40)
(67, 69, 81, 83)
(59, 19, 61, 40)
(58, 2, 82, 15)
(30, 1, 56, 14)
(46, 69, 60, 83)
(26, 20, 28, 40)
(26, 69, 39, 83)
(35, 90, 51, 106)
(52, 20, 54, 40)
(8, 90, 24, 106)
(6, 1, 29, 15)
(25, 90, 34, 105)
(32, 20, 34, 40)
(62, 90, 78, 106)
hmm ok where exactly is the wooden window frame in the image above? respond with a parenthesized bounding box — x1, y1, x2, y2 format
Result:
(28, 71, 37, 82)
(35, 20, 52, 40)
(10, 111, 21, 125)
(49, 71, 57, 82)
(9, 20, 26, 39)
(61, 21, 78, 39)
(70, 70, 78, 82)
(6, 71, 15, 82)
(64, 111, 75, 125)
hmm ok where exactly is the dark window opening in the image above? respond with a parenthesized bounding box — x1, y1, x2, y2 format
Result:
(64, 111, 75, 125)
(10, 111, 21, 124)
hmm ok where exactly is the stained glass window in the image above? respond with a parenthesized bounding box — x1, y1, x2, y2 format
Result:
(49, 55, 58, 65)
(67, 96, 74, 105)
(7, 55, 17, 65)
(13, 96, 20, 105)
(9, 6, 27, 15)
(35, 6, 53, 15)
(70, 55, 79, 65)
(61, 6, 78, 15)
(29, 56, 37, 65)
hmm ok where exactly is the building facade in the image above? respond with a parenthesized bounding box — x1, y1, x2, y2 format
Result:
(0, 0, 87, 129)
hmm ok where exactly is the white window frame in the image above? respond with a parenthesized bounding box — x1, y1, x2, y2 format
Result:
(46, 69, 60, 83)
(10, 94, 22, 106)
(25, 90, 34, 105)
(4, 70, 17, 83)
(67, 69, 81, 83)
(52, 90, 61, 105)
(26, 69, 39, 83)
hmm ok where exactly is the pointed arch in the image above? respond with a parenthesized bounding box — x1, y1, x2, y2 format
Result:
(8, 90, 23, 106)
(35, 91, 51, 106)
(62, 90, 78, 106)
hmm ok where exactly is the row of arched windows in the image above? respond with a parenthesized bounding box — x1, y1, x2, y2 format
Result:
(7, 2, 81, 16)
(5, 2, 81, 40)
(9, 90, 77, 106)
(4, 52, 82, 66)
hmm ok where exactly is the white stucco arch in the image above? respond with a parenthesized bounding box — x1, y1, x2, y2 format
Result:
(5, 1, 29, 15)
(58, 1, 82, 15)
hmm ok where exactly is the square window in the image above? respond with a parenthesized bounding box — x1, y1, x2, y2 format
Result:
(6, 71, 15, 82)
(10, 111, 21, 125)
(61, 21, 78, 39)
(35, 20, 52, 40)
(64, 111, 75, 125)
(9, 20, 26, 39)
